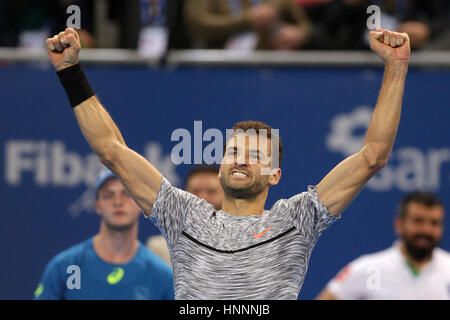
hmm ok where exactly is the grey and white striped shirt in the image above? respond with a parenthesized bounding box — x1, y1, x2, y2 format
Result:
(148, 177, 338, 299)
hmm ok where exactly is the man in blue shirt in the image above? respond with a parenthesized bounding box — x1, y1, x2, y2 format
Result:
(34, 169, 174, 300)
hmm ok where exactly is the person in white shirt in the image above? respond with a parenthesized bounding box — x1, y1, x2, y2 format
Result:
(317, 191, 450, 300)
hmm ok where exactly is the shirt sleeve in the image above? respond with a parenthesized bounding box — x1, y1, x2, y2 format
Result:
(33, 257, 65, 300)
(326, 260, 369, 300)
(148, 176, 206, 249)
(287, 185, 339, 245)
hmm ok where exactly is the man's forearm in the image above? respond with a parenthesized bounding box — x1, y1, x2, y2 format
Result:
(364, 62, 408, 165)
(73, 95, 127, 164)
(57, 63, 126, 164)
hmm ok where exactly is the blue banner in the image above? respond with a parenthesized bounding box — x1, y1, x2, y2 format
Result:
(1, 64, 449, 299)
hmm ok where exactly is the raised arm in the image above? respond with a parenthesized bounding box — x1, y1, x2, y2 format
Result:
(46, 28, 161, 215)
(316, 29, 410, 217)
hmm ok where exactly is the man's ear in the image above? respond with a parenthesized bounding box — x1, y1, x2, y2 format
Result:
(218, 164, 222, 178)
(394, 217, 402, 238)
(93, 199, 101, 216)
(268, 168, 281, 186)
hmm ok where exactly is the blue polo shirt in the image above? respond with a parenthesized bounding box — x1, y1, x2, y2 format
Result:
(33, 237, 174, 300)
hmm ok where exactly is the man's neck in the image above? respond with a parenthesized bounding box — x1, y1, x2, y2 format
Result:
(221, 190, 268, 216)
(93, 224, 139, 264)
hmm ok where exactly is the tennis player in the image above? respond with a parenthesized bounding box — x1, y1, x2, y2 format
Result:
(45, 27, 410, 299)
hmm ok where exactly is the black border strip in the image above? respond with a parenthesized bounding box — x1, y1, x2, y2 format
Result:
(181, 226, 297, 254)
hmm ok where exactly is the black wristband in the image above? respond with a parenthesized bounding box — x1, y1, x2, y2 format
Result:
(57, 63, 95, 108)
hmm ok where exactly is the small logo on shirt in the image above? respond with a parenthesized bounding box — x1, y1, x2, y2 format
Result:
(107, 267, 125, 285)
(254, 225, 273, 239)
(34, 283, 44, 298)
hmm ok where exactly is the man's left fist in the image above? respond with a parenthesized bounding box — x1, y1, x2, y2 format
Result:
(369, 29, 410, 65)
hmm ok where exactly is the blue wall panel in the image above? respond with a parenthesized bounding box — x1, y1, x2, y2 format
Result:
(0, 64, 449, 299)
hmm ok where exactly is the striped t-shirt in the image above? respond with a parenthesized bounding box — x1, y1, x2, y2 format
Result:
(148, 176, 339, 299)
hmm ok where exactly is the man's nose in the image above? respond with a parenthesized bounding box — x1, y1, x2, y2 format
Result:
(234, 152, 249, 165)
(113, 195, 124, 207)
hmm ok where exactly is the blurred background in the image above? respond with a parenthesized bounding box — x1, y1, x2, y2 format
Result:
(1, 0, 450, 51)
(0, 0, 449, 299)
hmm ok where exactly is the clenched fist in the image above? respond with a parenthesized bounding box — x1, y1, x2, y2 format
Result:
(369, 29, 410, 65)
(45, 28, 81, 71)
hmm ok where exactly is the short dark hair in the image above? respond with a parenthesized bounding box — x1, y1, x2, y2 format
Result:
(184, 165, 220, 189)
(226, 120, 283, 167)
(397, 191, 444, 219)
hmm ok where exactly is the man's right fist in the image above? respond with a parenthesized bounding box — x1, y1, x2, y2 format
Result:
(45, 28, 81, 71)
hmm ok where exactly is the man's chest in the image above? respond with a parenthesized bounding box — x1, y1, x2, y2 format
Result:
(181, 211, 297, 252)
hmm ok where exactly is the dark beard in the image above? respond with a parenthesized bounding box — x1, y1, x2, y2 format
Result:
(220, 175, 265, 200)
(403, 235, 438, 261)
